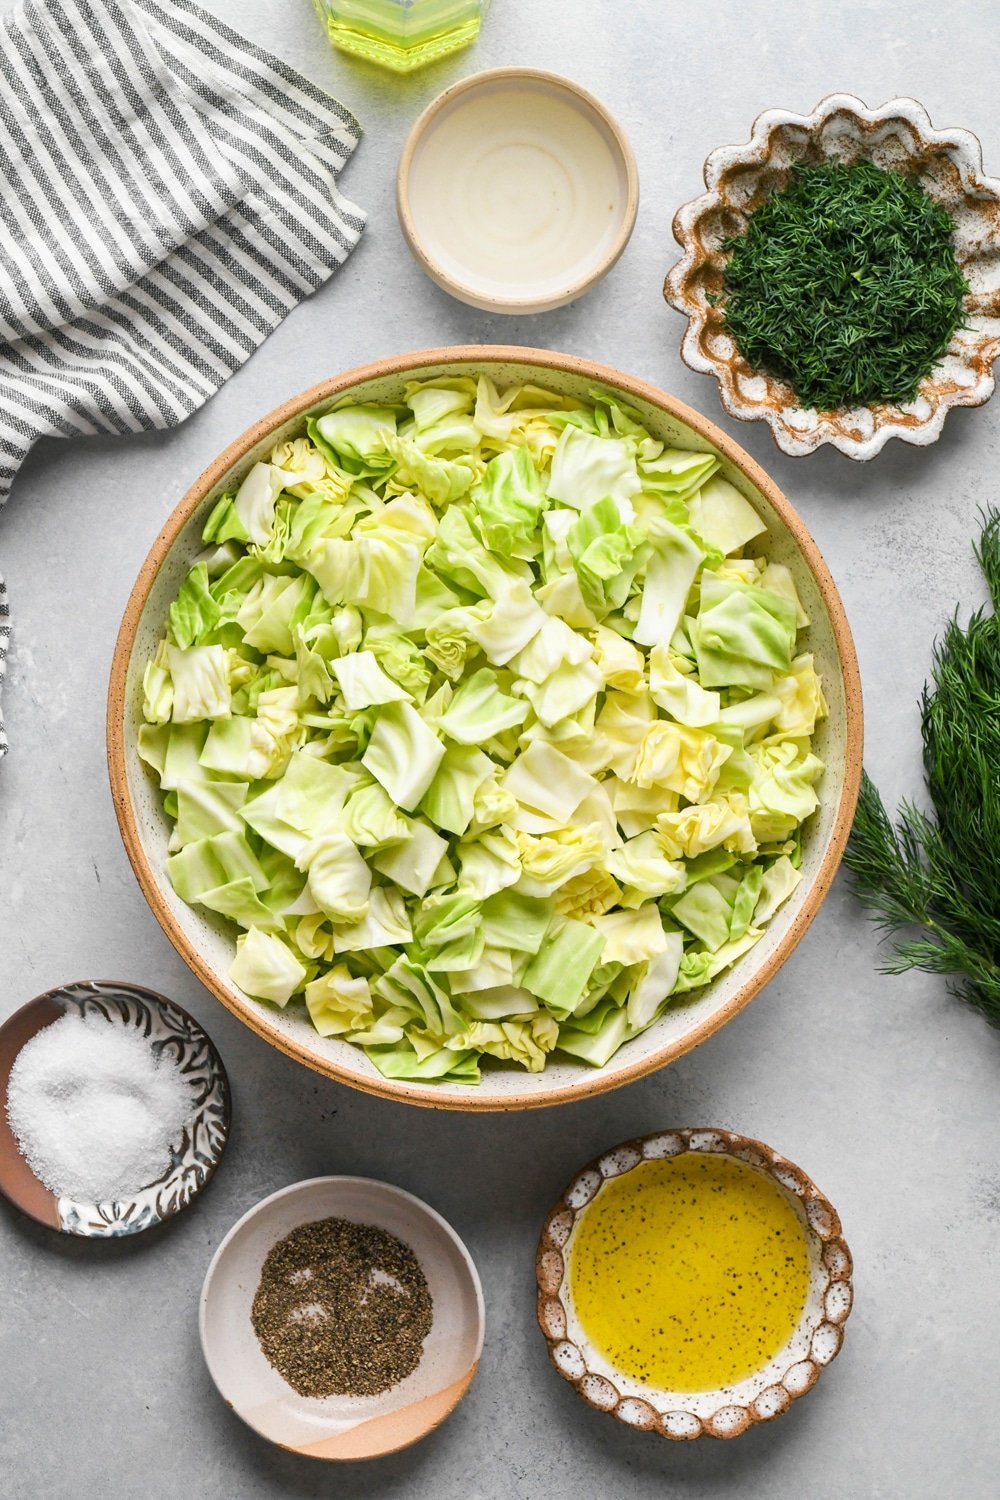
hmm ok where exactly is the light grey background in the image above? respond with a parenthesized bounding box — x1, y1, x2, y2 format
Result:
(2, 1, 999, 1496)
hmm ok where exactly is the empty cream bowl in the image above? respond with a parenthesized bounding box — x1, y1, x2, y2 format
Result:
(397, 68, 639, 312)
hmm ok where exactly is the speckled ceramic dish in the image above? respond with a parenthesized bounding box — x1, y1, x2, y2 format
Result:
(0, 981, 230, 1238)
(200, 1177, 484, 1460)
(665, 94, 1000, 459)
(536, 1129, 853, 1440)
(108, 347, 862, 1112)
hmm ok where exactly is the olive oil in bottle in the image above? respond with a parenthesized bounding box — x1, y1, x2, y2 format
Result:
(315, 1, 489, 73)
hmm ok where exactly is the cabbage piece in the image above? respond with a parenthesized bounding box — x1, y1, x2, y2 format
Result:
(632, 721, 731, 802)
(547, 426, 640, 515)
(143, 643, 174, 724)
(420, 744, 493, 836)
(753, 854, 802, 925)
(425, 505, 529, 599)
(590, 904, 668, 965)
(671, 930, 762, 994)
(516, 824, 606, 896)
(304, 832, 372, 922)
(520, 918, 606, 1014)
(760, 562, 809, 627)
(169, 563, 222, 648)
(771, 654, 828, 739)
(480, 889, 552, 954)
(448, 946, 514, 995)
(670, 876, 737, 951)
(692, 574, 798, 689)
(567, 497, 645, 613)
(585, 691, 657, 779)
(657, 796, 756, 859)
(553, 867, 621, 920)
(556, 999, 630, 1067)
(166, 645, 231, 722)
(274, 752, 360, 838)
(340, 778, 412, 848)
(445, 1014, 559, 1072)
(304, 965, 373, 1037)
(332, 887, 412, 952)
(627, 934, 685, 1027)
(511, 616, 593, 683)
(687, 477, 767, 556)
(648, 645, 721, 726)
(747, 742, 823, 841)
(372, 820, 449, 896)
(638, 447, 718, 501)
(456, 826, 522, 900)
(230, 926, 306, 1005)
(233, 463, 287, 546)
(633, 523, 704, 648)
(364, 625, 433, 699)
(330, 650, 411, 710)
(365, 1042, 480, 1084)
(386, 435, 478, 506)
(313, 405, 397, 473)
(500, 741, 597, 822)
(471, 445, 548, 552)
(362, 701, 446, 810)
(608, 777, 673, 838)
(590, 625, 645, 693)
(608, 832, 686, 899)
(459, 985, 540, 1019)
(173, 779, 248, 847)
(465, 580, 548, 666)
(514, 658, 603, 730)
(435, 668, 528, 745)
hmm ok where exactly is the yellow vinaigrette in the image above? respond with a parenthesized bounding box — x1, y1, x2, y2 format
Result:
(569, 1154, 811, 1392)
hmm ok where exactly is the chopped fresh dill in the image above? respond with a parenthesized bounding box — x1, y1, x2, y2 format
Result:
(844, 509, 1000, 1026)
(713, 159, 969, 413)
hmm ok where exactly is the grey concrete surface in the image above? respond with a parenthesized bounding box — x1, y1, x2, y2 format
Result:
(2, 1, 1000, 1496)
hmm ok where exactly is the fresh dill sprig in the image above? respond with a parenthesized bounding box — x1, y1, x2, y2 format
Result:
(714, 159, 969, 413)
(844, 508, 1000, 1025)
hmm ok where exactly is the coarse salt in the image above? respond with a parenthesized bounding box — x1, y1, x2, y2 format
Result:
(5, 1011, 194, 1202)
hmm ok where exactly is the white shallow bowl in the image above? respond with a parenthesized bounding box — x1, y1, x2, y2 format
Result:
(536, 1129, 854, 1440)
(108, 346, 862, 1112)
(397, 69, 639, 313)
(200, 1177, 484, 1460)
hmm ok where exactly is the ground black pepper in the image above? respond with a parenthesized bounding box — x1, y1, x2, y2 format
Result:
(251, 1216, 433, 1398)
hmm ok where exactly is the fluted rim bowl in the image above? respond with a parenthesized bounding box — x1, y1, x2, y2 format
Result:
(664, 93, 1000, 460)
(107, 346, 862, 1112)
(536, 1129, 853, 1440)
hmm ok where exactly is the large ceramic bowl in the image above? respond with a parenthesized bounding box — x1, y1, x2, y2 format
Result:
(107, 347, 862, 1112)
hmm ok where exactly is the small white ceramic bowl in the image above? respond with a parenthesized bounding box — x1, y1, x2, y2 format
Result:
(200, 1177, 484, 1460)
(397, 68, 639, 313)
(536, 1129, 853, 1440)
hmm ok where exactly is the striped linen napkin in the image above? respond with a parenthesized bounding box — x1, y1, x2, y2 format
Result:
(0, 0, 366, 754)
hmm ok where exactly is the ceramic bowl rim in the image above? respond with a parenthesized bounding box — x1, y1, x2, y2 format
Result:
(199, 1173, 486, 1461)
(396, 67, 640, 313)
(106, 343, 863, 1113)
(0, 978, 231, 1236)
(535, 1127, 854, 1440)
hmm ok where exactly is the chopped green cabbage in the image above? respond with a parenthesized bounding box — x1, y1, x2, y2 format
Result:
(140, 378, 827, 1083)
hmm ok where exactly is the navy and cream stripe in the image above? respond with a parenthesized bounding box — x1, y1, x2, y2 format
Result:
(0, 0, 365, 752)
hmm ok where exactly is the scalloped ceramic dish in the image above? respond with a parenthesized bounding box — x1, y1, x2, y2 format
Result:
(108, 346, 862, 1112)
(665, 94, 1000, 459)
(0, 981, 230, 1237)
(536, 1129, 853, 1440)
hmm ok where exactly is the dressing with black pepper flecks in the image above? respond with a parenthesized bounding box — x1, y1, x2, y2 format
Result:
(569, 1154, 810, 1392)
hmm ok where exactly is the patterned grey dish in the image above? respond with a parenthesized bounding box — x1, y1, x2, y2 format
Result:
(0, 981, 230, 1238)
